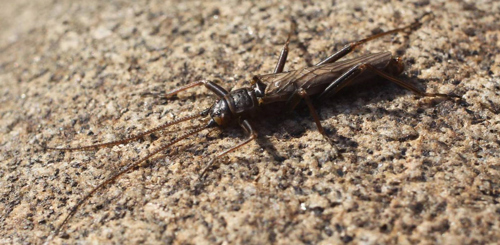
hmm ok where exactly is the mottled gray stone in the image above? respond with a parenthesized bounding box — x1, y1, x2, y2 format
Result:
(1, 0, 499, 244)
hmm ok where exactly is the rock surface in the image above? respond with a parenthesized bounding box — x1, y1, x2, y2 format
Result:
(1, 0, 499, 244)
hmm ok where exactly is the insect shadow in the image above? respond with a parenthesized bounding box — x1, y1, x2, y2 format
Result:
(44, 12, 461, 238)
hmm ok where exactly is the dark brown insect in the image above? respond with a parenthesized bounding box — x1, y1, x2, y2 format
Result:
(46, 13, 459, 237)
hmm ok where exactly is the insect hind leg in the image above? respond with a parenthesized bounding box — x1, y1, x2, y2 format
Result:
(316, 62, 460, 102)
(316, 13, 433, 66)
(362, 64, 460, 100)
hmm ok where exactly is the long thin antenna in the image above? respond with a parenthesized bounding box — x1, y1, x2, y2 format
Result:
(46, 113, 203, 152)
(52, 124, 209, 238)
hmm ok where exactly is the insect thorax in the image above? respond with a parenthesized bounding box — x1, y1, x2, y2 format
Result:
(225, 88, 259, 116)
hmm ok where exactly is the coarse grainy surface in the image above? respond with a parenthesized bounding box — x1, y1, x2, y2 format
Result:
(1, 0, 499, 244)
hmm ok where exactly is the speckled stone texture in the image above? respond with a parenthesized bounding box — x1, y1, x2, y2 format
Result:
(1, 0, 499, 244)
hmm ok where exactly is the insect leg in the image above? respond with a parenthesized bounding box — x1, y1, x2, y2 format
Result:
(297, 88, 327, 135)
(361, 64, 460, 99)
(317, 64, 366, 100)
(317, 63, 459, 101)
(142, 80, 229, 99)
(163, 80, 229, 98)
(288, 88, 340, 155)
(273, 19, 297, 73)
(273, 34, 291, 73)
(199, 119, 257, 179)
(316, 13, 433, 66)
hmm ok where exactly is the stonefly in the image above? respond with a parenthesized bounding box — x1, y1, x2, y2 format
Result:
(46, 13, 458, 238)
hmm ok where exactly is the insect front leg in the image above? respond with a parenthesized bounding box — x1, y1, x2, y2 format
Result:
(141, 80, 229, 99)
(199, 119, 257, 179)
(166, 80, 229, 98)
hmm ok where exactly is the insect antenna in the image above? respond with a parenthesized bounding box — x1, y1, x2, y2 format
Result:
(45, 112, 204, 152)
(51, 121, 211, 238)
